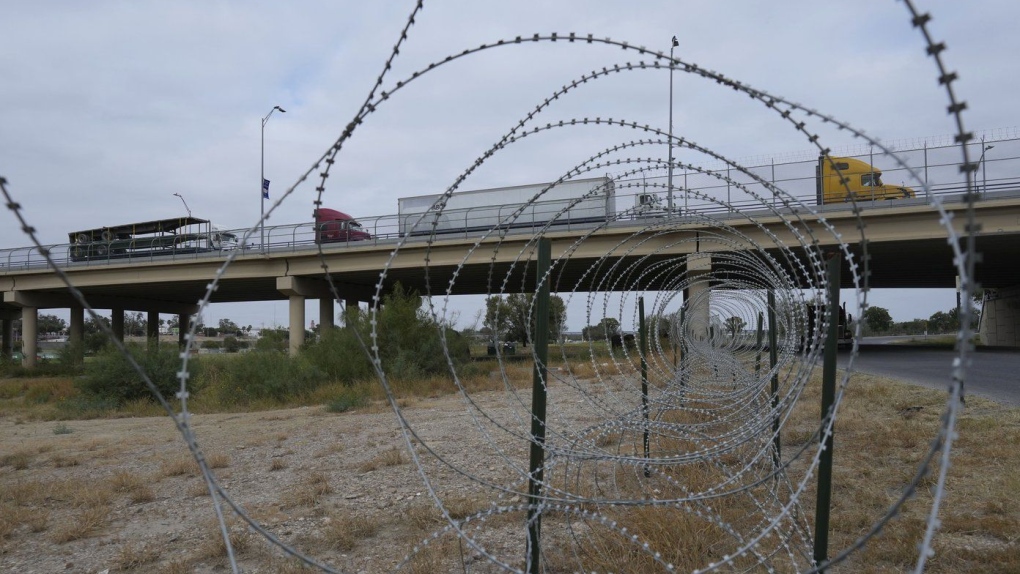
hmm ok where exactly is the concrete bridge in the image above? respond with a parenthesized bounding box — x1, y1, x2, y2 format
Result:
(4, 192, 1020, 365)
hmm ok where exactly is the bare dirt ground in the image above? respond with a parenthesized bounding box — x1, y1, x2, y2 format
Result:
(0, 390, 548, 574)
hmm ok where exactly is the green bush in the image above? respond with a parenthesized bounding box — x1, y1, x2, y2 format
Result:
(305, 283, 470, 383)
(77, 344, 198, 405)
(213, 351, 326, 405)
(302, 328, 374, 384)
(324, 387, 369, 413)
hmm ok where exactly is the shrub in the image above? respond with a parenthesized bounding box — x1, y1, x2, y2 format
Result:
(77, 344, 199, 405)
(304, 283, 470, 384)
(213, 351, 326, 405)
(222, 336, 247, 353)
(324, 387, 369, 413)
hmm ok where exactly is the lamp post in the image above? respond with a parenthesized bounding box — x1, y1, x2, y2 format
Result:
(261, 105, 286, 251)
(667, 35, 679, 214)
(979, 143, 994, 195)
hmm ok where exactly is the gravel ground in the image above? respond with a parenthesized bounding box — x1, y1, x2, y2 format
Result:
(0, 388, 580, 574)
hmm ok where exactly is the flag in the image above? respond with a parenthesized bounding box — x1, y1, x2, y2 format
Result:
(262, 178, 270, 199)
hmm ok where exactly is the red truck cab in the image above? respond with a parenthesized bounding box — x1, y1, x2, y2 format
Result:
(314, 208, 371, 243)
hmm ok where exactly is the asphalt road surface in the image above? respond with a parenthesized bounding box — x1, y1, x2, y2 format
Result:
(838, 343, 1020, 406)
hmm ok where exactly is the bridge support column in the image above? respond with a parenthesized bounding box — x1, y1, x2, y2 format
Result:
(319, 298, 334, 336)
(684, 254, 712, 340)
(277, 277, 334, 357)
(147, 311, 160, 348)
(288, 295, 305, 356)
(69, 306, 84, 364)
(111, 308, 125, 342)
(1, 314, 14, 360)
(980, 285, 1020, 347)
(21, 307, 38, 368)
(178, 313, 189, 349)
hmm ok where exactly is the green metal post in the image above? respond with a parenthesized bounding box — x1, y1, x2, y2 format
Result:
(526, 238, 551, 574)
(768, 290, 780, 468)
(813, 254, 841, 569)
(755, 311, 764, 378)
(639, 297, 649, 476)
(678, 307, 687, 388)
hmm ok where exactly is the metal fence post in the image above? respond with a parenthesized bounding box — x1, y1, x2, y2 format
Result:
(526, 237, 551, 574)
(639, 296, 650, 477)
(768, 290, 780, 468)
(813, 253, 841, 569)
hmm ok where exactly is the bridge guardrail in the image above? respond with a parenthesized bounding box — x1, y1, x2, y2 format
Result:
(3, 172, 1020, 272)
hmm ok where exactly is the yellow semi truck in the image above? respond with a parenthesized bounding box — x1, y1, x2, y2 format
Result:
(816, 155, 915, 204)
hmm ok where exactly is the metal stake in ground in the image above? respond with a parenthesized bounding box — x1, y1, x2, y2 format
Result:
(639, 296, 650, 477)
(814, 252, 841, 569)
(526, 237, 551, 574)
(768, 290, 780, 469)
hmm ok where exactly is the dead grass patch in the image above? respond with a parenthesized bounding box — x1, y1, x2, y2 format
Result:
(206, 452, 230, 469)
(358, 447, 405, 472)
(1, 449, 33, 470)
(197, 518, 254, 560)
(50, 505, 110, 543)
(281, 471, 334, 508)
(314, 512, 382, 552)
(269, 457, 288, 471)
(159, 455, 198, 478)
(114, 542, 162, 570)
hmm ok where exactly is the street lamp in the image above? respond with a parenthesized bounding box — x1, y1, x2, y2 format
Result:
(667, 35, 679, 214)
(261, 105, 286, 251)
(979, 144, 994, 195)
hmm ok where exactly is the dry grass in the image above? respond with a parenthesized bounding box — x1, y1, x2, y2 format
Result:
(313, 512, 382, 552)
(281, 471, 334, 508)
(114, 542, 162, 570)
(358, 447, 405, 472)
(269, 457, 288, 471)
(197, 518, 254, 560)
(1, 449, 34, 470)
(159, 455, 198, 477)
(1, 363, 1017, 572)
(50, 505, 110, 543)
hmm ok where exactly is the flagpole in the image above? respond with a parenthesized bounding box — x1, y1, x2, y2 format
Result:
(261, 105, 286, 253)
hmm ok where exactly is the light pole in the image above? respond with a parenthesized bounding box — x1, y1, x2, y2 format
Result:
(261, 105, 286, 251)
(667, 35, 679, 214)
(979, 143, 994, 195)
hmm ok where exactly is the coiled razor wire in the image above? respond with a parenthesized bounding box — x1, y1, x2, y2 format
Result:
(0, 1, 978, 571)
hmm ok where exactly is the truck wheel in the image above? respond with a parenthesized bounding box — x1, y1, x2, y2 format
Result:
(101, 230, 114, 241)
(76, 233, 89, 244)
(95, 244, 108, 256)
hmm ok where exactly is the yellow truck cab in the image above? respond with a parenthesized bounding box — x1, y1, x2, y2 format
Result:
(816, 155, 915, 204)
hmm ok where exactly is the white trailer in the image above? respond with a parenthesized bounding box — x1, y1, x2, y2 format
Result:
(398, 176, 616, 236)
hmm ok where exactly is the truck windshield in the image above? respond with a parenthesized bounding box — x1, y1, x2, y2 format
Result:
(861, 172, 883, 187)
(349, 221, 364, 231)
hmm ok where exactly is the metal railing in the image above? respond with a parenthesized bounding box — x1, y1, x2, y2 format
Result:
(3, 135, 1019, 272)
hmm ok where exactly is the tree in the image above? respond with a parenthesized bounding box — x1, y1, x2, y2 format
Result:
(218, 318, 242, 336)
(863, 306, 893, 333)
(724, 316, 746, 337)
(124, 312, 146, 337)
(488, 293, 567, 346)
(484, 296, 512, 343)
(38, 314, 67, 334)
(582, 317, 621, 341)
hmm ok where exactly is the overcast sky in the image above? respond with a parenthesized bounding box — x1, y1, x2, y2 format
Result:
(2, 1, 1018, 330)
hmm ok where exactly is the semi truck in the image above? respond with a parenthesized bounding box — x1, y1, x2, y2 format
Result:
(69, 217, 238, 261)
(397, 176, 616, 236)
(313, 208, 372, 243)
(816, 155, 916, 204)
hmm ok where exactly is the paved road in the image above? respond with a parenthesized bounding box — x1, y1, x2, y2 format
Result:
(837, 344, 1020, 406)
